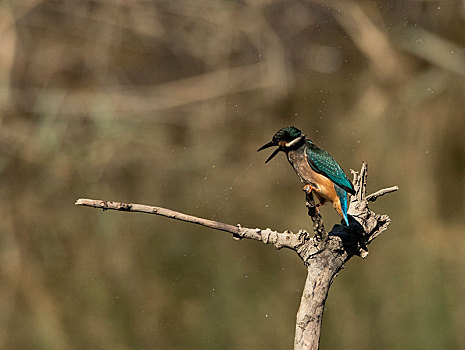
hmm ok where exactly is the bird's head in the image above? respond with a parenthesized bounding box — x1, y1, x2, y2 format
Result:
(257, 126, 305, 163)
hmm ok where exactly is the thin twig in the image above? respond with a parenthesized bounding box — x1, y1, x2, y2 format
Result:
(366, 186, 399, 202)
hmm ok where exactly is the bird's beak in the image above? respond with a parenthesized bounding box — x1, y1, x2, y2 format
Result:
(257, 141, 275, 152)
(257, 141, 280, 163)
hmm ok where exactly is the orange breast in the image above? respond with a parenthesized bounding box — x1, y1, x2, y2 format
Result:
(287, 149, 339, 204)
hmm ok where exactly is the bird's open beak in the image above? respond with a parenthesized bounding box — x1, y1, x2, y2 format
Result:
(257, 141, 280, 163)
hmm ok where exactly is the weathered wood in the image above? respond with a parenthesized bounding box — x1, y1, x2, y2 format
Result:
(294, 163, 394, 349)
(75, 162, 396, 350)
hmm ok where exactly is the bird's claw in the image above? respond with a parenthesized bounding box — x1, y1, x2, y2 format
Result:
(303, 184, 314, 193)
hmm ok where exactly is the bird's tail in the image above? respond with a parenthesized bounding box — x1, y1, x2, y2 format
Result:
(334, 184, 349, 226)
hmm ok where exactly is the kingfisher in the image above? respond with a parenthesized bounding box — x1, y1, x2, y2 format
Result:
(258, 126, 355, 225)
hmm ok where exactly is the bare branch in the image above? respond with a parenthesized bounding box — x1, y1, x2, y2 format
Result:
(366, 186, 399, 202)
(74, 198, 312, 252)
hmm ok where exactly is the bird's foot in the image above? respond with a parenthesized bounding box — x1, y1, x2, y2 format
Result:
(316, 199, 326, 212)
(303, 184, 314, 193)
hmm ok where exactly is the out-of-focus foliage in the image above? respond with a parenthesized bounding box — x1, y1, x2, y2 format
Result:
(0, 0, 464, 349)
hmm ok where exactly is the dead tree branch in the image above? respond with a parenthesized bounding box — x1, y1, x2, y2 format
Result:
(75, 162, 397, 350)
(366, 185, 399, 202)
(74, 198, 315, 253)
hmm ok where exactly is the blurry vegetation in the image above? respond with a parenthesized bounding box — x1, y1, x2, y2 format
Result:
(0, 0, 464, 349)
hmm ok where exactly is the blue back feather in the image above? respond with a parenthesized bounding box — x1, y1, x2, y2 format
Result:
(305, 141, 355, 195)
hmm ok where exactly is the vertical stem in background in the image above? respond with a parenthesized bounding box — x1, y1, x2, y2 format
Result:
(294, 256, 335, 350)
(0, 4, 16, 110)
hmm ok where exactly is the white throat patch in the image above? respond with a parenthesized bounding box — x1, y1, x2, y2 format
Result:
(285, 135, 305, 148)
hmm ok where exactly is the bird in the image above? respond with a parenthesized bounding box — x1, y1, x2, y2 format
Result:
(258, 126, 355, 225)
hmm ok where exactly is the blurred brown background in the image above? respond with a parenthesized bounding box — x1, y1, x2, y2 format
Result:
(0, 0, 464, 349)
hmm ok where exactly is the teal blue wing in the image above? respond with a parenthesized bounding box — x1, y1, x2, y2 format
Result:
(334, 184, 349, 225)
(305, 141, 355, 195)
